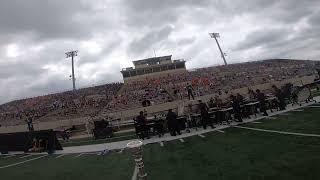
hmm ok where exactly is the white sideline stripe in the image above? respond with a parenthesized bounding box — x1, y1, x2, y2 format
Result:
(250, 121, 262, 124)
(19, 154, 33, 159)
(159, 142, 164, 147)
(0, 155, 48, 169)
(62, 134, 136, 145)
(216, 130, 225, 133)
(179, 138, 185, 143)
(75, 153, 83, 158)
(292, 109, 304, 112)
(198, 134, 205, 138)
(55, 154, 66, 159)
(279, 113, 291, 116)
(118, 148, 124, 153)
(131, 166, 138, 180)
(234, 126, 320, 138)
(265, 117, 276, 119)
(3, 155, 15, 159)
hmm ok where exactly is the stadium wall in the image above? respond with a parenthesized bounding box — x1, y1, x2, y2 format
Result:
(0, 117, 89, 133)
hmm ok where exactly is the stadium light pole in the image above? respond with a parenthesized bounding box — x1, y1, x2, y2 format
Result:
(65, 50, 78, 91)
(209, 33, 228, 65)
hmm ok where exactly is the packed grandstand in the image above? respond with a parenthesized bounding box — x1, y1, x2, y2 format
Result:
(0, 56, 319, 129)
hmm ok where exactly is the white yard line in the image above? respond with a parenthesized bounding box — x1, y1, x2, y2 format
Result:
(159, 142, 164, 147)
(292, 109, 304, 112)
(250, 121, 262, 124)
(3, 155, 15, 159)
(179, 138, 185, 143)
(265, 117, 276, 119)
(216, 130, 225, 133)
(19, 154, 33, 159)
(62, 134, 136, 145)
(55, 154, 66, 159)
(198, 134, 205, 138)
(131, 166, 138, 180)
(75, 153, 83, 158)
(279, 113, 291, 116)
(118, 148, 124, 153)
(0, 155, 48, 169)
(233, 126, 320, 138)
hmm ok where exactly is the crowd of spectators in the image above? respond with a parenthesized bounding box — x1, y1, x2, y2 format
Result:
(0, 83, 122, 126)
(104, 59, 318, 113)
(0, 59, 318, 126)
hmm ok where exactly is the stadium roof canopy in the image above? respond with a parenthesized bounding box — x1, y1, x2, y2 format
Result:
(132, 55, 172, 66)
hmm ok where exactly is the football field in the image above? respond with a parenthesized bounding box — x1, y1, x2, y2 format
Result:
(1, 105, 320, 180)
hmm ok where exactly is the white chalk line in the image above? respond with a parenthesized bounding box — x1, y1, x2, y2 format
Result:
(19, 154, 33, 159)
(216, 130, 225, 133)
(292, 109, 304, 112)
(265, 117, 276, 119)
(0, 155, 48, 169)
(233, 126, 320, 138)
(75, 153, 83, 158)
(62, 134, 136, 145)
(2, 155, 15, 159)
(279, 113, 291, 116)
(118, 148, 125, 153)
(250, 121, 262, 124)
(55, 154, 66, 159)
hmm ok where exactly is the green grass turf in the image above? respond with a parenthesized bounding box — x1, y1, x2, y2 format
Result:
(242, 107, 320, 134)
(1, 127, 320, 180)
(0, 152, 134, 180)
(2, 110, 320, 180)
(143, 128, 320, 180)
(61, 131, 137, 147)
(311, 90, 320, 97)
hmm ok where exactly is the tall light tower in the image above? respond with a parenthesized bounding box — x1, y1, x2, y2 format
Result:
(209, 33, 227, 65)
(65, 50, 78, 91)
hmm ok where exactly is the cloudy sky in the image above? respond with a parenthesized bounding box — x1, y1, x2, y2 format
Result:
(0, 0, 319, 104)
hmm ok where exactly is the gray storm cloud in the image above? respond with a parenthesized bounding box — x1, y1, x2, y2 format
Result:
(0, 0, 319, 104)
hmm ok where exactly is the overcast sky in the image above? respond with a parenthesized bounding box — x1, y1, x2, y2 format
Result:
(0, 0, 319, 104)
